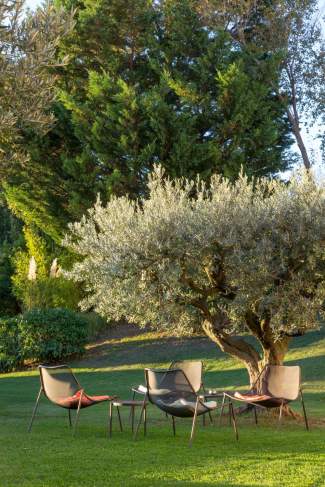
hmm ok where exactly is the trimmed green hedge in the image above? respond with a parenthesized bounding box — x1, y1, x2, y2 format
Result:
(0, 317, 22, 372)
(0, 308, 88, 372)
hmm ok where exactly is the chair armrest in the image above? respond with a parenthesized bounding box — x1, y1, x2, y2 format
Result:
(131, 385, 147, 395)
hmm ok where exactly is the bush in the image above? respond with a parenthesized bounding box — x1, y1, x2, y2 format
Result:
(19, 308, 88, 362)
(81, 312, 108, 340)
(15, 277, 82, 311)
(0, 317, 22, 372)
(12, 227, 81, 311)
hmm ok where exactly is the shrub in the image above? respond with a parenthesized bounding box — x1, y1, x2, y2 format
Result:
(0, 317, 22, 372)
(19, 308, 88, 362)
(81, 312, 108, 340)
(12, 227, 81, 311)
(16, 277, 82, 311)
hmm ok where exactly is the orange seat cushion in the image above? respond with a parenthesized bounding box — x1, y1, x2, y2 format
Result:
(56, 390, 114, 409)
(234, 391, 272, 402)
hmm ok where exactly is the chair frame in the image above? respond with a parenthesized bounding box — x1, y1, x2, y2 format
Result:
(135, 367, 238, 446)
(169, 360, 214, 425)
(221, 364, 309, 430)
(131, 360, 205, 397)
(28, 365, 113, 436)
(109, 398, 147, 439)
(131, 360, 213, 424)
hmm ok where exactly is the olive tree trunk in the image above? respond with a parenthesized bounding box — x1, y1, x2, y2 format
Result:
(202, 319, 291, 389)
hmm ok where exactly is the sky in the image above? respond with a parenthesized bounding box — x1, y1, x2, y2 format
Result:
(25, 0, 325, 177)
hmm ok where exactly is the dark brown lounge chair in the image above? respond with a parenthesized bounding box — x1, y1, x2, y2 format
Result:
(131, 360, 212, 423)
(222, 365, 309, 429)
(132, 360, 207, 398)
(28, 365, 115, 436)
(134, 367, 237, 446)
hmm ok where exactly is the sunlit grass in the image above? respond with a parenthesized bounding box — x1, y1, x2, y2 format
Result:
(0, 326, 325, 486)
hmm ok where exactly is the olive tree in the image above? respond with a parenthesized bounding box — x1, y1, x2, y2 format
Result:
(0, 0, 74, 168)
(64, 167, 325, 386)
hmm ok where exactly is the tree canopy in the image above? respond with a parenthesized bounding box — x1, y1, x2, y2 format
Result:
(0, 0, 74, 170)
(201, 0, 325, 169)
(2, 0, 294, 247)
(64, 167, 325, 384)
(0, 0, 323, 317)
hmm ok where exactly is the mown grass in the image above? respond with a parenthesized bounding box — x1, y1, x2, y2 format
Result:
(0, 326, 325, 487)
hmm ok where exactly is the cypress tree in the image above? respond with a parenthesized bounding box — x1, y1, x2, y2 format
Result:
(3, 0, 294, 240)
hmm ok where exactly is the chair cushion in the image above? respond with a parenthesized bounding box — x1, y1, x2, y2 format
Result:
(234, 391, 272, 402)
(233, 391, 287, 408)
(56, 390, 114, 409)
(157, 398, 217, 414)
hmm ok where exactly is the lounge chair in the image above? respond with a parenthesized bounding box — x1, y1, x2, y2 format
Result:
(131, 360, 205, 398)
(222, 365, 309, 429)
(134, 367, 238, 446)
(28, 365, 115, 436)
(131, 360, 212, 422)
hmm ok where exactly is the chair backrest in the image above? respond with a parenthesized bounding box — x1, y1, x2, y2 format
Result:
(145, 368, 196, 406)
(169, 361, 203, 393)
(39, 365, 81, 405)
(262, 365, 301, 401)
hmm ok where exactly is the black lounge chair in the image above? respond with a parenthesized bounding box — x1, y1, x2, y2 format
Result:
(222, 365, 309, 429)
(131, 360, 205, 398)
(131, 360, 212, 423)
(135, 367, 238, 446)
(28, 365, 115, 436)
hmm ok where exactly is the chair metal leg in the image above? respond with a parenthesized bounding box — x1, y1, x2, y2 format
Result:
(143, 404, 147, 436)
(172, 415, 176, 436)
(116, 406, 123, 432)
(131, 406, 135, 433)
(208, 410, 213, 425)
(300, 389, 309, 431)
(68, 409, 72, 428)
(278, 401, 284, 427)
(109, 401, 113, 437)
(189, 397, 200, 447)
(230, 402, 239, 441)
(228, 399, 232, 425)
(73, 391, 83, 437)
(134, 400, 146, 440)
(28, 387, 43, 433)
(129, 390, 136, 421)
(219, 394, 226, 426)
(253, 406, 258, 425)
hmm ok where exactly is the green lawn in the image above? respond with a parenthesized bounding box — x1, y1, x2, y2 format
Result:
(1, 327, 325, 487)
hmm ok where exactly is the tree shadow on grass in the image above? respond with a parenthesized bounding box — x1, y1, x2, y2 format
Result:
(288, 325, 325, 350)
(79, 334, 219, 368)
(74, 325, 325, 370)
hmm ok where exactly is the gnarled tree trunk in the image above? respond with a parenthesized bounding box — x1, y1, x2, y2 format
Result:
(202, 318, 303, 418)
(202, 319, 291, 389)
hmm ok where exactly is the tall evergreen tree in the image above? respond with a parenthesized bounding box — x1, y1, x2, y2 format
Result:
(3, 0, 293, 236)
(0, 196, 22, 314)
